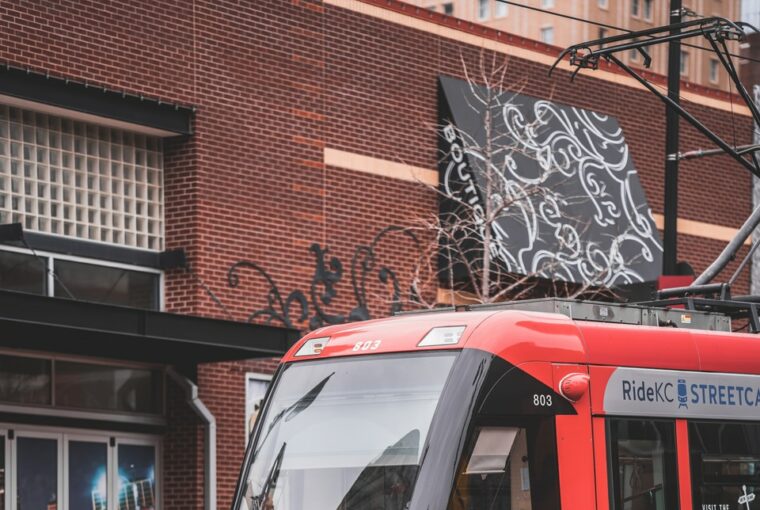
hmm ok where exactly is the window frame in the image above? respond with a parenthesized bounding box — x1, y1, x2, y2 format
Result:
(643, 0, 654, 21)
(0, 244, 164, 310)
(709, 58, 720, 83)
(0, 348, 166, 425)
(448, 416, 562, 510)
(606, 417, 680, 510)
(631, 0, 641, 17)
(680, 50, 690, 76)
(687, 419, 760, 510)
(0, 106, 166, 251)
(494, 0, 507, 17)
(477, 0, 489, 21)
(245, 372, 273, 440)
(540, 25, 555, 45)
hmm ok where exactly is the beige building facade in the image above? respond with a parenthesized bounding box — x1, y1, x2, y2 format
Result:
(411, 0, 741, 91)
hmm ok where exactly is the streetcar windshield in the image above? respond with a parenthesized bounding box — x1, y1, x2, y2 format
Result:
(236, 352, 457, 510)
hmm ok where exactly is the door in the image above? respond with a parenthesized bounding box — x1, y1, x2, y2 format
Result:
(1, 426, 158, 510)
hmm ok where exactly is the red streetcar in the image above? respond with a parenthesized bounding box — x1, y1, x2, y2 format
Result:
(231, 298, 760, 510)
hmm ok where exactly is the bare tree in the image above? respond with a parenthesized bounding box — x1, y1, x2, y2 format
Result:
(407, 53, 662, 308)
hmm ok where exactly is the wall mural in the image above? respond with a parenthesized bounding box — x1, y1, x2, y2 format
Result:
(227, 227, 421, 330)
(438, 75, 663, 288)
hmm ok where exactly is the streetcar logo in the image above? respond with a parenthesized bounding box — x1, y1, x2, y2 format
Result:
(677, 378, 688, 409)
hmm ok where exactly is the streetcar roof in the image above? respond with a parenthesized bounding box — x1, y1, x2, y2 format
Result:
(282, 309, 760, 375)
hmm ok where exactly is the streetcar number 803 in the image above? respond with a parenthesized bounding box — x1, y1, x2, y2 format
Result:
(353, 340, 382, 352)
(533, 394, 552, 407)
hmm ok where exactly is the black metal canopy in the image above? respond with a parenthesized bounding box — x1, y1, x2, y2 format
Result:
(0, 65, 193, 136)
(0, 290, 300, 364)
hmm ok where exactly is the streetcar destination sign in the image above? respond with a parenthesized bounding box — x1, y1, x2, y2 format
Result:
(603, 367, 760, 419)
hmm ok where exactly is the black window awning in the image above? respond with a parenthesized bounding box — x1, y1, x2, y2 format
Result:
(0, 65, 193, 136)
(0, 290, 299, 364)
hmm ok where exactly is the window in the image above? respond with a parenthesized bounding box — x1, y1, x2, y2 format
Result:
(56, 360, 163, 414)
(710, 58, 720, 83)
(0, 105, 164, 250)
(630, 48, 640, 62)
(680, 50, 690, 76)
(443, 2, 454, 15)
(495, 0, 507, 17)
(599, 0, 609, 8)
(632, 0, 641, 16)
(448, 419, 560, 509)
(478, 0, 489, 20)
(541, 0, 554, 8)
(245, 373, 271, 438)
(0, 250, 45, 295)
(643, 0, 653, 20)
(0, 427, 159, 510)
(540, 26, 555, 45)
(689, 421, 760, 509)
(607, 418, 679, 510)
(0, 246, 161, 310)
(54, 258, 159, 309)
(0, 353, 163, 416)
(0, 355, 51, 405)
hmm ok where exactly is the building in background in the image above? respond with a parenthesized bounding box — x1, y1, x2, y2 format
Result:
(741, 0, 760, 89)
(410, 0, 741, 91)
(0, 1, 754, 509)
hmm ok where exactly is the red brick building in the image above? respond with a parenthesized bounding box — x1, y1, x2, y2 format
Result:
(0, 1, 753, 509)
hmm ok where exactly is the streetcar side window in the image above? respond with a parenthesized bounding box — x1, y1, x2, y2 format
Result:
(689, 421, 760, 510)
(447, 418, 560, 510)
(607, 418, 679, 510)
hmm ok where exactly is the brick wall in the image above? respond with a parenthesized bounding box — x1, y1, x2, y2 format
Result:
(0, 0, 754, 508)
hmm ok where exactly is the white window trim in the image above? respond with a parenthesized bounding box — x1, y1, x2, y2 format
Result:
(631, 0, 641, 18)
(540, 25, 555, 45)
(494, 0, 507, 17)
(477, 0, 489, 20)
(541, 0, 555, 8)
(598, 0, 609, 10)
(11, 429, 63, 510)
(0, 244, 165, 311)
(709, 59, 720, 83)
(246, 372, 273, 440)
(3, 424, 161, 510)
(643, 0, 654, 22)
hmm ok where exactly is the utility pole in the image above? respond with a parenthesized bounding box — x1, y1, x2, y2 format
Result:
(663, 0, 682, 275)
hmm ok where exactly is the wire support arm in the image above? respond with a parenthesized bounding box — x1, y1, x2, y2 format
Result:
(550, 17, 746, 76)
(605, 54, 760, 178)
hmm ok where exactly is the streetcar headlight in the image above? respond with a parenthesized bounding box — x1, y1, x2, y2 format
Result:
(295, 337, 330, 357)
(418, 326, 466, 347)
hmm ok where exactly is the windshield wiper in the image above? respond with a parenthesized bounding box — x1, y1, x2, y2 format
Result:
(252, 442, 286, 510)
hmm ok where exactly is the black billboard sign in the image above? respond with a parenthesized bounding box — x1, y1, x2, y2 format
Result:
(438, 75, 662, 289)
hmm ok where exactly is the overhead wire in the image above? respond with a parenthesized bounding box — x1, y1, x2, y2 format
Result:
(495, 0, 760, 67)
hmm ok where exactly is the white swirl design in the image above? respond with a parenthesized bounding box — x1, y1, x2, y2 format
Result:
(441, 82, 663, 287)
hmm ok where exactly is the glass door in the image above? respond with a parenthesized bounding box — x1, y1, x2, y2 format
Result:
(1, 427, 158, 510)
(115, 441, 157, 510)
(65, 436, 109, 510)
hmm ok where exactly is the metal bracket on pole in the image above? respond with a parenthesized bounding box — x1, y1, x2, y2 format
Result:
(551, 16, 760, 326)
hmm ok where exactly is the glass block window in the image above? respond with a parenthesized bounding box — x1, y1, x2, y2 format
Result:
(0, 106, 164, 250)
